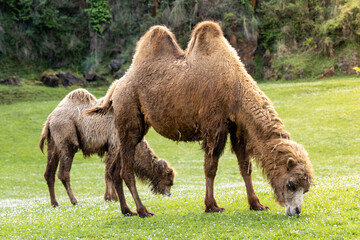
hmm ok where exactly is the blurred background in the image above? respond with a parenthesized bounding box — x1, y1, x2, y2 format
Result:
(0, 0, 359, 86)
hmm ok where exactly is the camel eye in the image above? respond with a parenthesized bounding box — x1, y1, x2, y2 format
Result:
(287, 182, 296, 192)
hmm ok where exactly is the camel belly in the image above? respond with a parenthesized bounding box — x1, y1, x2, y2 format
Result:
(149, 117, 202, 142)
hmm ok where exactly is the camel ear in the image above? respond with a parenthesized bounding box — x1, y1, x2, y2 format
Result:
(287, 157, 296, 171)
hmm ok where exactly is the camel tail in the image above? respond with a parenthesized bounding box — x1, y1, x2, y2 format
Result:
(85, 80, 117, 116)
(39, 120, 50, 154)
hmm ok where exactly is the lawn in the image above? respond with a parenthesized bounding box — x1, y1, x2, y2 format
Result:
(0, 76, 359, 239)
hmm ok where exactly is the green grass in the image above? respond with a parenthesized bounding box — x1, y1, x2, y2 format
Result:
(0, 84, 109, 104)
(1, 76, 360, 239)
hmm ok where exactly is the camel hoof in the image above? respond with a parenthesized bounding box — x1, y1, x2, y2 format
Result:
(122, 207, 137, 216)
(250, 204, 269, 211)
(205, 206, 225, 213)
(122, 209, 137, 217)
(138, 211, 154, 218)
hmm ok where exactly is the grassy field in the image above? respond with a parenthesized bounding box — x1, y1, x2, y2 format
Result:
(0, 76, 359, 239)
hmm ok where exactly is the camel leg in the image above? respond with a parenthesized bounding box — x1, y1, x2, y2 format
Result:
(57, 147, 78, 205)
(230, 132, 268, 210)
(44, 142, 60, 207)
(204, 152, 224, 212)
(104, 154, 118, 201)
(110, 153, 137, 216)
(119, 140, 153, 218)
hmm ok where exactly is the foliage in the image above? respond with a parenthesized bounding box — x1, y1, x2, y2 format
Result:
(84, 0, 111, 37)
(0, 0, 359, 80)
(0, 0, 89, 67)
(1, 77, 360, 238)
(257, 0, 360, 55)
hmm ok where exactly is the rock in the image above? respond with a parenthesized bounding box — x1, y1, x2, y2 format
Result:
(0, 76, 22, 86)
(261, 50, 272, 79)
(114, 70, 126, 79)
(41, 73, 60, 87)
(298, 69, 305, 78)
(281, 64, 296, 80)
(319, 66, 335, 79)
(56, 72, 87, 87)
(238, 39, 258, 75)
(109, 57, 122, 72)
(337, 51, 359, 74)
(284, 74, 294, 80)
(83, 73, 97, 82)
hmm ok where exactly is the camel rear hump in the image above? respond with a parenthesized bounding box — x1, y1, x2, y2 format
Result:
(186, 21, 226, 56)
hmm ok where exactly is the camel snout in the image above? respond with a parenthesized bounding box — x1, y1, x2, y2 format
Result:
(285, 205, 302, 217)
(163, 192, 171, 197)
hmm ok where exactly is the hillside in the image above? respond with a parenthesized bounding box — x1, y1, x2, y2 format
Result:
(0, 0, 359, 83)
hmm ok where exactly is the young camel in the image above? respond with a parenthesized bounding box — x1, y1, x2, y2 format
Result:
(40, 89, 175, 213)
(87, 21, 313, 218)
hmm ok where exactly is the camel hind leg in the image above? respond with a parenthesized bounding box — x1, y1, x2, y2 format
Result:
(57, 145, 78, 205)
(44, 141, 60, 207)
(230, 130, 269, 210)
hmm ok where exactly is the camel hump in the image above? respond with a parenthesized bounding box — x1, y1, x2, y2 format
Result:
(191, 21, 223, 39)
(66, 89, 97, 105)
(186, 21, 224, 56)
(134, 25, 184, 62)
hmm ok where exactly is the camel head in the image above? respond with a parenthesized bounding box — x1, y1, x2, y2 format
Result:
(266, 139, 313, 217)
(150, 159, 176, 197)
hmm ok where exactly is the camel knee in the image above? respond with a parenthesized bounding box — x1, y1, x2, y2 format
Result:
(57, 170, 70, 183)
(204, 164, 218, 179)
(240, 161, 253, 176)
(44, 171, 54, 183)
(120, 170, 135, 184)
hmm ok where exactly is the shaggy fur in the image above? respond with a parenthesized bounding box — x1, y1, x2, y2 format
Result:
(86, 21, 313, 217)
(40, 89, 175, 213)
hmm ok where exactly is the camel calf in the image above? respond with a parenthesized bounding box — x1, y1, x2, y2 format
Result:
(39, 89, 175, 214)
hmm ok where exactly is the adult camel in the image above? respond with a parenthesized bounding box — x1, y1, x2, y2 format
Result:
(87, 21, 313, 218)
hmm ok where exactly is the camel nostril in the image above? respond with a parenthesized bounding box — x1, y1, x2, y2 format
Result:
(295, 207, 301, 214)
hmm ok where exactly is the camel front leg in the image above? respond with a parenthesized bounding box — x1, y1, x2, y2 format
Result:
(204, 153, 224, 212)
(109, 153, 136, 216)
(230, 132, 268, 210)
(120, 141, 153, 218)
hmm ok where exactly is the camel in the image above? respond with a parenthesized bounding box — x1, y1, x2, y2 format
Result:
(86, 21, 313, 217)
(39, 89, 175, 214)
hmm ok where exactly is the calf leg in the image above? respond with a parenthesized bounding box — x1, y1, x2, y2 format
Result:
(57, 147, 78, 205)
(104, 154, 118, 201)
(230, 132, 268, 210)
(44, 143, 60, 207)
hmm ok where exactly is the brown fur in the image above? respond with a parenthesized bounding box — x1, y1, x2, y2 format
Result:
(40, 89, 175, 212)
(86, 21, 313, 217)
